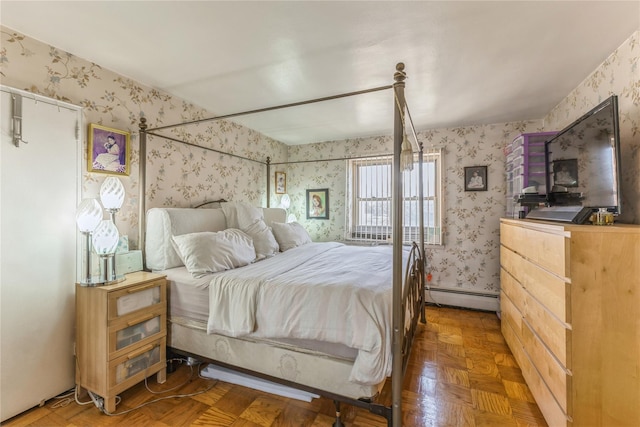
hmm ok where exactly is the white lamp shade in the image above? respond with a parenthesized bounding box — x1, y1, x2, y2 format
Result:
(92, 220, 119, 255)
(287, 213, 298, 223)
(76, 198, 103, 232)
(279, 194, 291, 210)
(99, 177, 125, 210)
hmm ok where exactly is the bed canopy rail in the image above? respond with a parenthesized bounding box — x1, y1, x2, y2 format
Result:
(138, 84, 395, 244)
(145, 85, 393, 133)
(138, 62, 425, 426)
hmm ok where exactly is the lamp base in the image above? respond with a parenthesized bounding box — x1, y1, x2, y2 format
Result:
(78, 274, 126, 287)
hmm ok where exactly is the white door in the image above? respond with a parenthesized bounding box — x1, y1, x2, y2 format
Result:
(0, 87, 81, 421)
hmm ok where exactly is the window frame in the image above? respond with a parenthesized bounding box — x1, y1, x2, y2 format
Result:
(346, 149, 442, 245)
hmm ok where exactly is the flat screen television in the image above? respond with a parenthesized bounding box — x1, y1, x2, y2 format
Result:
(526, 95, 621, 223)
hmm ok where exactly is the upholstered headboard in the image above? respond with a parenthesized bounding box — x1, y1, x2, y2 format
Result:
(145, 207, 286, 271)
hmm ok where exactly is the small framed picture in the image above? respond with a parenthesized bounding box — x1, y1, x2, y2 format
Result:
(464, 166, 488, 191)
(88, 123, 130, 175)
(553, 159, 578, 187)
(275, 171, 286, 194)
(306, 188, 329, 219)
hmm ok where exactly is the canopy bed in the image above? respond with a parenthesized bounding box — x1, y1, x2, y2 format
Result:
(136, 63, 426, 426)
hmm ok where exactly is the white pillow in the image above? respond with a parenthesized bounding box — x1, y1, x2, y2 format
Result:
(171, 229, 255, 278)
(236, 201, 262, 225)
(271, 222, 312, 252)
(236, 202, 279, 259)
(220, 202, 240, 229)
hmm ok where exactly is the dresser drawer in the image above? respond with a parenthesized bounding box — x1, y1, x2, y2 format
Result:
(522, 318, 571, 414)
(500, 269, 527, 317)
(500, 290, 523, 344)
(109, 338, 166, 389)
(109, 307, 166, 358)
(108, 278, 166, 320)
(501, 262, 570, 367)
(504, 318, 570, 427)
(501, 245, 570, 323)
(522, 289, 571, 368)
(500, 222, 569, 278)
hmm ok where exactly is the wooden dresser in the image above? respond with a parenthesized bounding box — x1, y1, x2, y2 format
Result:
(76, 271, 167, 413)
(500, 219, 639, 426)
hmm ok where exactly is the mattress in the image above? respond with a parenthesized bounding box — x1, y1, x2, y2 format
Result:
(168, 319, 384, 400)
(160, 265, 359, 361)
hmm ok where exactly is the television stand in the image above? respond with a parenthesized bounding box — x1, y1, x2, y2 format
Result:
(525, 206, 593, 224)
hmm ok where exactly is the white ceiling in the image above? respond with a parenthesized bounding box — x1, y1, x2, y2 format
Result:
(1, 1, 638, 145)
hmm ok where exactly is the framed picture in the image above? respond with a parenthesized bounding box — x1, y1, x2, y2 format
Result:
(275, 171, 286, 194)
(306, 188, 329, 219)
(464, 166, 488, 191)
(88, 123, 130, 175)
(553, 159, 578, 187)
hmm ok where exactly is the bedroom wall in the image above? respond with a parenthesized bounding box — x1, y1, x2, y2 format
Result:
(542, 30, 639, 225)
(2, 25, 637, 299)
(286, 123, 543, 296)
(287, 29, 639, 295)
(0, 26, 288, 250)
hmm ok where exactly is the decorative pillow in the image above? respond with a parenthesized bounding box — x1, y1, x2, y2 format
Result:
(236, 202, 279, 259)
(220, 202, 240, 229)
(271, 222, 312, 252)
(171, 229, 255, 278)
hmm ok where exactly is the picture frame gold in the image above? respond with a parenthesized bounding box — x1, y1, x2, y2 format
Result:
(275, 171, 286, 194)
(88, 123, 130, 176)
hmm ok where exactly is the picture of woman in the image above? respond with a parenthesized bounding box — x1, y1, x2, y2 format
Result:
(464, 166, 488, 191)
(467, 170, 484, 189)
(88, 124, 130, 175)
(310, 194, 324, 217)
(93, 135, 125, 173)
(275, 172, 286, 194)
(306, 189, 329, 219)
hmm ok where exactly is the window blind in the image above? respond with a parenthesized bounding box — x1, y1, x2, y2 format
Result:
(346, 148, 442, 245)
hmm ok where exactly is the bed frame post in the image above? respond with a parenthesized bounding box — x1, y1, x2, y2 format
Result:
(418, 142, 426, 323)
(138, 117, 147, 268)
(266, 156, 271, 207)
(392, 62, 406, 427)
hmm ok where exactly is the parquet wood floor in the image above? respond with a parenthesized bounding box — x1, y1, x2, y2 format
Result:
(2, 306, 547, 426)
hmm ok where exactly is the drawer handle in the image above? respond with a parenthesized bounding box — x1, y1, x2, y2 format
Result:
(127, 344, 156, 360)
(127, 313, 156, 327)
(127, 282, 160, 293)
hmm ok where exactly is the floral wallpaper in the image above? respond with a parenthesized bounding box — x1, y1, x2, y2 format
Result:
(286, 122, 543, 293)
(280, 30, 639, 294)
(0, 26, 288, 250)
(543, 30, 639, 225)
(1, 26, 638, 297)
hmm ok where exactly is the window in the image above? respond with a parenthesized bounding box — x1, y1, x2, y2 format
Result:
(345, 148, 442, 245)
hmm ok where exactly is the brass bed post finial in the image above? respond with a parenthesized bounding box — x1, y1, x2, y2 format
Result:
(138, 116, 148, 269)
(394, 62, 406, 83)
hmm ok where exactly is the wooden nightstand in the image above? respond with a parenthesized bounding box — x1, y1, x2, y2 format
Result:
(75, 271, 167, 413)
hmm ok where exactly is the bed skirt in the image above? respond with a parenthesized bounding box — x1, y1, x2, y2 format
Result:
(168, 318, 385, 400)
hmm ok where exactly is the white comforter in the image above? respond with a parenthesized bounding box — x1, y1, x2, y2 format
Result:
(207, 242, 404, 385)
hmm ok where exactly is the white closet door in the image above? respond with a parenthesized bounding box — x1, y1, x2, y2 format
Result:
(0, 88, 81, 421)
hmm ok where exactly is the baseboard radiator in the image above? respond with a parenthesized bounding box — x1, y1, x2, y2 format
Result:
(425, 286, 499, 312)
